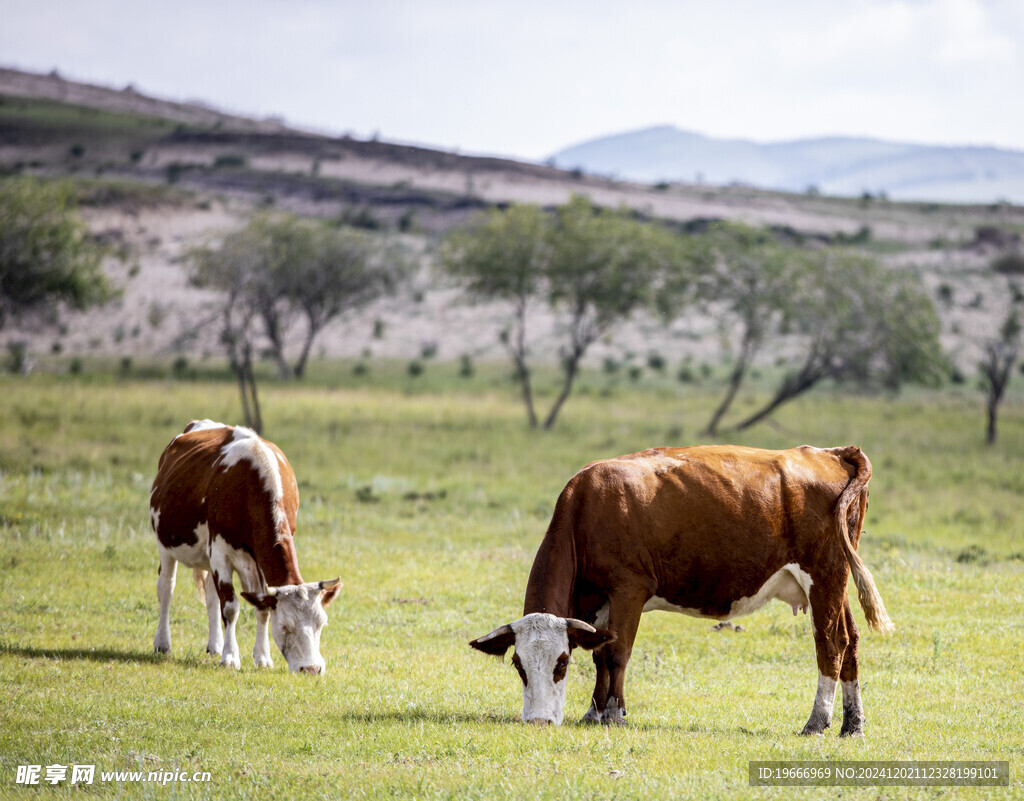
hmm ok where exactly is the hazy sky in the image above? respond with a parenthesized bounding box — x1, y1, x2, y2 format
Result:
(3, 0, 1022, 161)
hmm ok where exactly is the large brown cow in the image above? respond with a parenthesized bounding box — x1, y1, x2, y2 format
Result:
(471, 445, 892, 734)
(150, 420, 341, 673)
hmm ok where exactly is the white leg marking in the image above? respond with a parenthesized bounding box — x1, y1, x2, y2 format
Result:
(801, 673, 837, 735)
(154, 549, 177, 654)
(603, 695, 627, 726)
(841, 679, 865, 736)
(220, 597, 241, 670)
(253, 608, 273, 668)
(204, 572, 223, 655)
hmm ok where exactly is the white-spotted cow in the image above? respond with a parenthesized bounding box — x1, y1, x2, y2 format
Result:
(150, 420, 341, 673)
(471, 445, 893, 734)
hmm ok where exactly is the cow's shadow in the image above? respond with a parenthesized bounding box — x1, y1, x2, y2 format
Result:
(1, 644, 165, 665)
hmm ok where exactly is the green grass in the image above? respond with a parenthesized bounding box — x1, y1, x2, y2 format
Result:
(0, 93, 178, 150)
(1, 373, 1022, 799)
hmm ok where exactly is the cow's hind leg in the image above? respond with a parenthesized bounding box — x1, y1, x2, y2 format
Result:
(154, 548, 177, 654)
(838, 598, 865, 737)
(801, 588, 848, 736)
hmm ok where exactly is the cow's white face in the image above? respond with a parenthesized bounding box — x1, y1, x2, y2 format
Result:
(242, 579, 341, 674)
(470, 613, 613, 725)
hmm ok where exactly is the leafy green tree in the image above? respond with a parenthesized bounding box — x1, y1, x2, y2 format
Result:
(443, 196, 685, 429)
(442, 204, 550, 426)
(191, 213, 403, 384)
(543, 196, 683, 429)
(0, 178, 111, 332)
(188, 225, 266, 432)
(733, 251, 946, 430)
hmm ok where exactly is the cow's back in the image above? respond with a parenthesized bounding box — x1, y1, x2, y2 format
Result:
(150, 426, 232, 549)
(563, 445, 859, 613)
(150, 423, 298, 556)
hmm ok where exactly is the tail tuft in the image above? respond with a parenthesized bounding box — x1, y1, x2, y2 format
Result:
(830, 446, 894, 635)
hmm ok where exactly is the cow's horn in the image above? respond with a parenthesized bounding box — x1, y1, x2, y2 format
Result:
(319, 577, 341, 590)
(476, 623, 514, 643)
(564, 618, 597, 632)
(265, 585, 279, 596)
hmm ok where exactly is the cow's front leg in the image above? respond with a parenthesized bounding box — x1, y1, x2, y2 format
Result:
(154, 549, 177, 654)
(596, 590, 646, 726)
(213, 569, 241, 670)
(252, 607, 273, 668)
(202, 570, 223, 656)
(582, 647, 611, 724)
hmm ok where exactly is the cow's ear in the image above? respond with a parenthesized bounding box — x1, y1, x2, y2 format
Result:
(469, 624, 516, 656)
(241, 591, 278, 610)
(567, 627, 615, 651)
(318, 578, 342, 606)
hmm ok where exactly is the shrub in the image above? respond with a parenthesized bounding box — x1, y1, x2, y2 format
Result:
(213, 153, 247, 169)
(992, 252, 1024, 276)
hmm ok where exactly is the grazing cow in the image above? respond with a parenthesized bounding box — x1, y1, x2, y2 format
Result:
(471, 445, 892, 734)
(150, 420, 341, 673)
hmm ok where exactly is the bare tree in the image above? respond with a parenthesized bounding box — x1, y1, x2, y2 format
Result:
(980, 307, 1021, 445)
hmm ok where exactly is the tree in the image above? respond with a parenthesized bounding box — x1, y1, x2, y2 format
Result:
(442, 204, 550, 427)
(188, 226, 266, 432)
(443, 196, 685, 429)
(733, 251, 946, 431)
(0, 178, 112, 332)
(979, 305, 1021, 445)
(191, 212, 403, 385)
(284, 221, 403, 378)
(542, 196, 683, 429)
(693, 223, 808, 435)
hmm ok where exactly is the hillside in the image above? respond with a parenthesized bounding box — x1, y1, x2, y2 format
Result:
(1, 67, 1022, 377)
(551, 125, 1024, 205)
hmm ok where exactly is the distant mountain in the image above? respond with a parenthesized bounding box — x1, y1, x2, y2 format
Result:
(550, 125, 1024, 204)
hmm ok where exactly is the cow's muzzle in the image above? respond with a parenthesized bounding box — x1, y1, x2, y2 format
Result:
(298, 664, 324, 675)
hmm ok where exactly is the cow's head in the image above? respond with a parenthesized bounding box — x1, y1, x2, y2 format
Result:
(470, 612, 613, 725)
(241, 578, 342, 674)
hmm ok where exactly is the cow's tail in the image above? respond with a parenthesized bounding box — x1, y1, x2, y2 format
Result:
(830, 446, 894, 634)
(193, 569, 208, 604)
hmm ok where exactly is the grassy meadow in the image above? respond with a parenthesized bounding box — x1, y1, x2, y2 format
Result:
(1, 366, 1022, 799)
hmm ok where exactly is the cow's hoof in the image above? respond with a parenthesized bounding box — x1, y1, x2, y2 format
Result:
(581, 702, 603, 725)
(839, 722, 865, 738)
(206, 642, 223, 656)
(799, 725, 827, 736)
(254, 656, 274, 669)
(602, 700, 627, 726)
(154, 640, 170, 655)
(219, 655, 241, 670)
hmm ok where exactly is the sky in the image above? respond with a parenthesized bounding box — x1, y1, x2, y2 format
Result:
(2, 0, 1023, 162)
